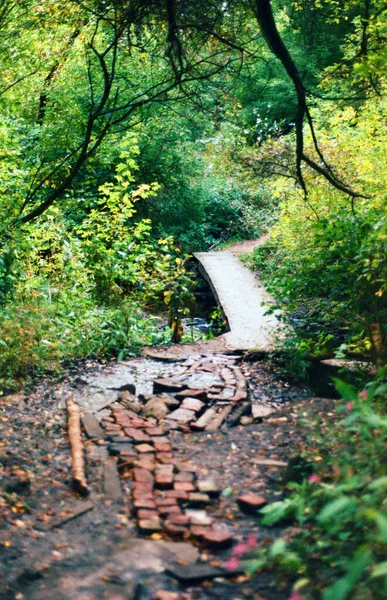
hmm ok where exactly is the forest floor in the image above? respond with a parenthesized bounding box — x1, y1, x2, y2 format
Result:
(0, 348, 338, 600)
(0, 238, 335, 600)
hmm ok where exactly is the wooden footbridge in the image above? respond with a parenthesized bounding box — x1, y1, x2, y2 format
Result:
(193, 250, 285, 352)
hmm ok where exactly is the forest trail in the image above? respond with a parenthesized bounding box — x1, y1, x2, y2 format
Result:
(1, 350, 314, 600)
(194, 236, 284, 351)
(0, 237, 313, 600)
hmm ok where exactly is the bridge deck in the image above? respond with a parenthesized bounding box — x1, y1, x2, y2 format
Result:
(194, 251, 285, 351)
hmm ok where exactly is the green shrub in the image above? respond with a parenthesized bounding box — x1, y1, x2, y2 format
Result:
(232, 370, 387, 600)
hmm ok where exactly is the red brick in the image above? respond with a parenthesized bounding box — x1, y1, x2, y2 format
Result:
(175, 388, 208, 401)
(136, 443, 155, 454)
(134, 459, 155, 472)
(154, 443, 172, 453)
(179, 425, 192, 433)
(131, 418, 147, 428)
(147, 427, 165, 437)
(142, 417, 157, 427)
(101, 416, 115, 423)
(132, 490, 154, 501)
(155, 473, 174, 490)
(186, 493, 210, 507)
(180, 398, 205, 412)
(237, 494, 268, 513)
(174, 482, 195, 493)
(118, 450, 138, 459)
(158, 505, 182, 518)
(137, 509, 159, 520)
(164, 522, 189, 537)
(157, 454, 176, 464)
(124, 428, 151, 443)
(174, 472, 194, 483)
(202, 528, 233, 548)
(166, 513, 190, 526)
(133, 468, 154, 484)
(155, 464, 174, 476)
(133, 499, 156, 511)
(133, 481, 153, 494)
(115, 419, 131, 427)
(164, 490, 188, 501)
(155, 497, 179, 508)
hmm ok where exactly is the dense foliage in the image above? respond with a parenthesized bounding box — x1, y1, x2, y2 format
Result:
(228, 370, 387, 600)
(0, 0, 386, 596)
(0, 0, 385, 374)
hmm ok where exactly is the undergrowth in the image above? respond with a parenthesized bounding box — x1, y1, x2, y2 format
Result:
(0, 296, 170, 391)
(230, 370, 387, 600)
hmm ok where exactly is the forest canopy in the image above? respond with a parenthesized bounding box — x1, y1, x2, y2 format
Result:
(0, 0, 386, 385)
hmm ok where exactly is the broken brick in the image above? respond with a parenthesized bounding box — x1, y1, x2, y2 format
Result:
(138, 519, 162, 533)
(137, 509, 159, 520)
(174, 482, 195, 493)
(154, 443, 172, 453)
(133, 468, 154, 484)
(237, 494, 268, 513)
(155, 473, 174, 490)
(202, 528, 233, 549)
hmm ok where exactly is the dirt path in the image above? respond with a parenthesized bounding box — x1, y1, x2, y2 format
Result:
(0, 349, 322, 600)
(217, 236, 270, 256)
(0, 236, 320, 600)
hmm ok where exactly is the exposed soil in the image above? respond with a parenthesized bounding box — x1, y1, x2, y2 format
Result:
(217, 237, 270, 256)
(0, 348, 335, 600)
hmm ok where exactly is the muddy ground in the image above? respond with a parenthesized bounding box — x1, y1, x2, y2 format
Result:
(0, 349, 335, 600)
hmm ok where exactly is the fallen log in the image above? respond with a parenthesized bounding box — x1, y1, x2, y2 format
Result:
(67, 396, 89, 496)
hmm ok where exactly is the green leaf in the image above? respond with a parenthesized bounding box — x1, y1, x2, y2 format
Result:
(269, 538, 287, 558)
(260, 499, 294, 526)
(221, 487, 233, 497)
(333, 378, 358, 402)
(247, 557, 266, 574)
(365, 414, 387, 428)
(372, 561, 387, 578)
(368, 476, 387, 490)
(323, 548, 372, 600)
(375, 513, 387, 543)
(317, 497, 356, 523)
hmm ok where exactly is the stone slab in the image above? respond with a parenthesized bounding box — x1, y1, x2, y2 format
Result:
(153, 379, 186, 393)
(81, 413, 104, 439)
(180, 398, 205, 412)
(103, 460, 123, 501)
(166, 408, 196, 423)
(252, 404, 276, 419)
(35, 501, 94, 531)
